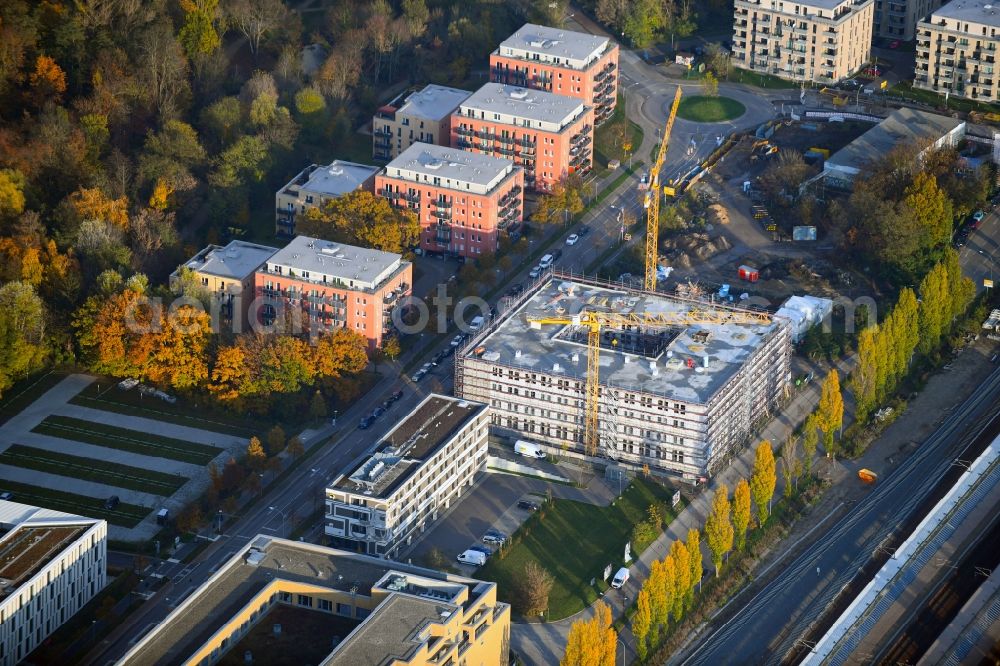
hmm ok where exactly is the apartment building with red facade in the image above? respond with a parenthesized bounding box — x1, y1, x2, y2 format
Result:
(253, 235, 412, 349)
(375, 142, 524, 258)
(489, 23, 619, 125)
(451, 83, 593, 192)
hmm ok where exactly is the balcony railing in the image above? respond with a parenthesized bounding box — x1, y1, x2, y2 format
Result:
(456, 126, 472, 136)
(433, 199, 452, 208)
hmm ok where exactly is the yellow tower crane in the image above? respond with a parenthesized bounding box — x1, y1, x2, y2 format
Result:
(528, 307, 772, 457)
(645, 86, 684, 292)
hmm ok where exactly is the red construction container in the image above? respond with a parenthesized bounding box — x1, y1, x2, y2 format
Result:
(738, 265, 759, 282)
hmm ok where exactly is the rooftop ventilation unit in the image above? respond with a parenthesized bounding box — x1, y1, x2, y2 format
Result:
(328, 166, 344, 176)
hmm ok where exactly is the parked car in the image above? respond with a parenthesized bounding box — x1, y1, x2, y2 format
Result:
(457, 549, 487, 566)
(432, 350, 447, 364)
(577, 224, 591, 236)
(104, 495, 120, 510)
(358, 415, 375, 429)
(372, 406, 386, 419)
(483, 530, 508, 545)
(517, 500, 540, 512)
(0, 491, 13, 501)
(611, 567, 630, 589)
(450, 334, 466, 347)
(528, 266, 542, 279)
(566, 233, 580, 245)
(469, 544, 492, 556)
(389, 389, 404, 403)
(551, 249, 563, 262)
(972, 210, 986, 228)
(508, 283, 525, 297)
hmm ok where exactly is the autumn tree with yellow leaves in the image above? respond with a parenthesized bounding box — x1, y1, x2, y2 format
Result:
(298, 190, 420, 254)
(560, 601, 617, 666)
(732, 478, 751, 551)
(750, 442, 777, 526)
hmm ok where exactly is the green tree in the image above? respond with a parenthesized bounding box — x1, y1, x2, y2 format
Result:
(687, 527, 702, 600)
(816, 370, 844, 456)
(209, 135, 270, 189)
(749, 441, 777, 526)
(266, 424, 286, 456)
(780, 436, 799, 497)
(199, 97, 243, 149)
(802, 413, 819, 476)
(0, 282, 48, 399)
(895, 287, 920, 373)
(622, 0, 663, 48)
(287, 436, 305, 458)
(138, 120, 208, 191)
(703, 71, 719, 97)
(901, 171, 952, 271)
(732, 478, 751, 551)
(179, 0, 221, 59)
(943, 248, 975, 323)
(633, 587, 653, 661)
(853, 326, 879, 423)
(704, 484, 733, 575)
(294, 87, 326, 115)
(309, 391, 328, 422)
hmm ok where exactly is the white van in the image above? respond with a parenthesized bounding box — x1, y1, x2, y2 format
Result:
(469, 315, 485, 332)
(611, 567, 630, 589)
(539, 253, 554, 269)
(457, 549, 487, 566)
(514, 440, 546, 459)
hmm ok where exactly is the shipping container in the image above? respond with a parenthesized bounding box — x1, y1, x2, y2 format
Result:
(738, 265, 759, 282)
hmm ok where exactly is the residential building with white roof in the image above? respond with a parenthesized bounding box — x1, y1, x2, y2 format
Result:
(275, 161, 380, 236)
(375, 143, 524, 258)
(373, 84, 472, 161)
(915, 0, 1000, 102)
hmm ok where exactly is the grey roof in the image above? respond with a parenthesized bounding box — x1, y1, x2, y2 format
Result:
(460, 83, 585, 126)
(121, 536, 485, 666)
(498, 23, 610, 64)
(300, 161, 380, 197)
(827, 108, 965, 173)
(929, 0, 1000, 26)
(324, 595, 455, 666)
(385, 143, 515, 189)
(397, 85, 472, 121)
(466, 278, 781, 405)
(267, 236, 403, 286)
(178, 241, 278, 281)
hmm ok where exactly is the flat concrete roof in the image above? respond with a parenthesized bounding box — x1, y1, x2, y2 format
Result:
(334, 394, 485, 498)
(385, 143, 515, 190)
(122, 536, 483, 666)
(397, 84, 472, 121)
(827, 108, 965, 173)
(177, 241, 278, 281)
(498, 23, 610, 65)
(465, 278, 780, 405)
(460, 83, 584, 127)
(298, 161, 380, 197)
(929, 0, 1000, 26)
(266, 235, 403, 288)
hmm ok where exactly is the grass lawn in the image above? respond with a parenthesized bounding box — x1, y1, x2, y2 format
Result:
(70, 381, 264, 439)
(676, 96, 746, 122)
(890, 81, 1000, 114)
(0, 478, 149, 527)
(0, 370, 66, 426)
(478, 478, 678, 620)
(731, 68, 798, 90)
(33, 415, 222, 466)
(594, 97, 645, 172)
(0, 444, 187, 496)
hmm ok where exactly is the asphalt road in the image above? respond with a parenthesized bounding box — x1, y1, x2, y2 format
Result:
(673, 365, 1000, 666)
(958, 205, 1000, 293)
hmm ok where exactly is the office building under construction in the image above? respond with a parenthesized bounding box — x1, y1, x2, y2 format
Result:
(455, 275, 791, 479)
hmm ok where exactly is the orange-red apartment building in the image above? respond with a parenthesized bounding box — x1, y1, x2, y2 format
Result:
(490, 23, 619, 125)
(375, 142, 524, 258)
(451, 83, 593, 192)
(253, 235, 412, 349)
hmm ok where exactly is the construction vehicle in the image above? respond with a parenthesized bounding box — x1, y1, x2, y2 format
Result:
(645, 86, 683, 292)
(527, 307, 772, 457)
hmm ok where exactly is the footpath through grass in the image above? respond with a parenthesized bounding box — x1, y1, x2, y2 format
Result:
(676, 95, 746, 122)
(33, 415, 222, 465)
(0, 478, 149, 527)
(478, 478, 678, 620)
(70, 381, 263, 438)
(0, 444, 188, 496)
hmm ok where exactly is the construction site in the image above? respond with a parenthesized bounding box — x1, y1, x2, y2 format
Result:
(454, 273, 791, 480)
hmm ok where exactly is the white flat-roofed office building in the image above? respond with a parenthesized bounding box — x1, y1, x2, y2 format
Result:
(375, 143, 524, 257)
(915, 0, 1000, 102)
(275, 160, 380, 236)
(452, 83, 594, 191)
(454, 275, 791, 479)
(325, 395, 489, 559)
(0, 501, 107, 665)
(373, 84, 473, 161)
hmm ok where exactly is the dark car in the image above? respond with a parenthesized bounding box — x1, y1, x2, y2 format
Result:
(517, 500, 540, 512)
(551, 249, 563, 261)
(104, 495, 120, 510)
(433, 350, 447, 364)
(469, 544, 492, 556)
(358, 415, 375, 429)
(577, 224, 591, 236)
(508, 283, 525, 297)
(390, 390, 404, 402)
(0, 491, 13, 501)
(372, 406, 386, 419)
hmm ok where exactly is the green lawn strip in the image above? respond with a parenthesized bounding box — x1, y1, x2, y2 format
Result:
(0, 444, 187, 496)
(594, 98, 645, 171)
(0, 371, 66, 426)
(676, 95, 746, 122)
(0, 478, 149, 527)
(889, 81, 1000, 114)
(730, 68, 798, 90)
(33, 415, 221, 466)
(70, 383, 261, 438)
(478, 478, 676, 620)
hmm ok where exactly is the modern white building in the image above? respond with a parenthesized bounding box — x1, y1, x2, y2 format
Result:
(774, 295, 835, 342)
(455, 275, 791, 480)
(0, 501, 107, 665)
(325, 395, 489, 559)
(275, 160, 380, 236)
(822, 108, 966, 188)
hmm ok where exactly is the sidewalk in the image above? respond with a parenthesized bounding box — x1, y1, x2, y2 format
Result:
(510, 354, 855, 665)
